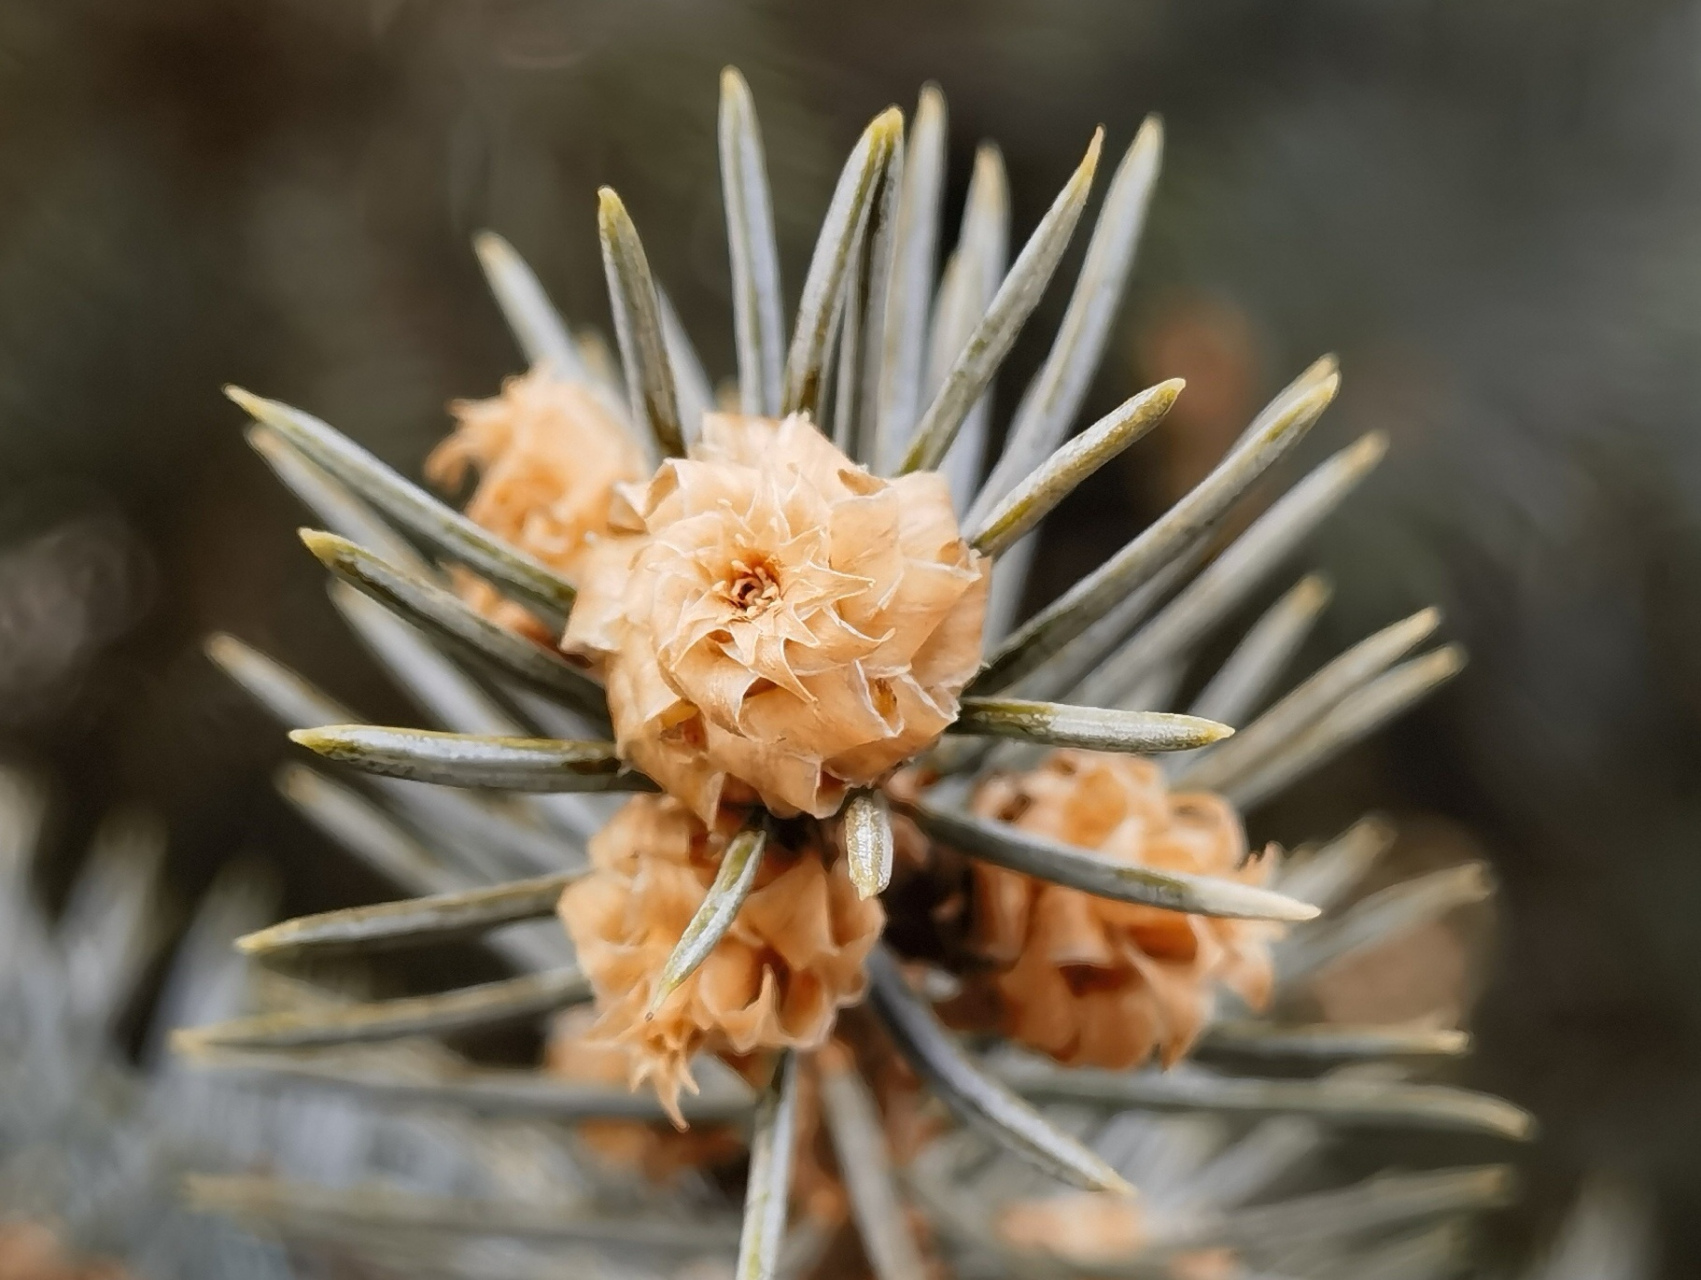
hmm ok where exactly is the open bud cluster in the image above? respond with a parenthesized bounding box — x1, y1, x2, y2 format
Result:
(443, 393, 1280, 1117)
(201, 61, 1501, 1280)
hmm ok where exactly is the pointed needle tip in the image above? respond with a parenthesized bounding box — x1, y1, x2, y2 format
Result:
(1295, 573, 1334, 607)
(295, 527, 345, 564)
(224, 385, 266, 416)
(870, 105, 905, 145)
(1078, 127, 1105, 176)
(1151, 377, 1186, 408)
(1353, 429, 1392, 465)
(1102, 1170, 1137, 1198)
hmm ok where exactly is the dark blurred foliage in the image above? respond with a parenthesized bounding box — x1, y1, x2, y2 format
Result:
(2, 0, 1699, 1271)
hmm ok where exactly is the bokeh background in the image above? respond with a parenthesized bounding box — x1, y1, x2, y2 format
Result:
(2, 0, 1697, 1271)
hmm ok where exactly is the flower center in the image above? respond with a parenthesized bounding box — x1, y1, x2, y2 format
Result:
(718, 555, 783, 617)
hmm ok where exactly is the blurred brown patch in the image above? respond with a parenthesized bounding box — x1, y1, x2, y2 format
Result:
(1312, 916, 1473, 1025)
(0, 1222, 127, 1280)
(1133, 293, 1263, 505)
(1309, 814, 1498, 1028)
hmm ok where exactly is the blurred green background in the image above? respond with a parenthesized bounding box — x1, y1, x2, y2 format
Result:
(2, 0, 1698, 1271)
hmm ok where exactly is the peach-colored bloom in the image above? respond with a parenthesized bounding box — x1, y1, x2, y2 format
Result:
(544, 1007, 744, 1181)
(427, 367, 647, 632)
(951, 751, 1279, 1070)
(564, 413, 987, 822)
(556, 793, 885, 1123)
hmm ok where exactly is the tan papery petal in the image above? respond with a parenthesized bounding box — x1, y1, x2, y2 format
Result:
(564, 413, 987, 821)
(429, 368, 647, 635)
(954, 751, 1283, 1070)
(556, 794, 884, 1120)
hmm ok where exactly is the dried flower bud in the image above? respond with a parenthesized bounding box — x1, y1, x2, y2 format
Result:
(544, 1007, 744, 1182)
(556, 793, 885, 1123)
(951, 751, 1279, 1069)
(428, 368, 647, 627)
(564, 413, 987, 821)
